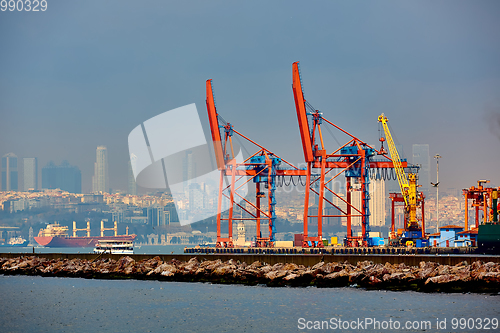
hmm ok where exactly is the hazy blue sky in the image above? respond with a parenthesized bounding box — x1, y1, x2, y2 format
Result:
(1, 0, 499, 193)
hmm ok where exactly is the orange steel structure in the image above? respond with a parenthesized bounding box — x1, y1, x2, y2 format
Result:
(389, 192, 426, 238)
(291, 62, 406, 247)
(463, 180, 499, 231)
(206, 79, 306, 248)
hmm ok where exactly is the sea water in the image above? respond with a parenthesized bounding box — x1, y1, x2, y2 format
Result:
(1, 275, 499, 333)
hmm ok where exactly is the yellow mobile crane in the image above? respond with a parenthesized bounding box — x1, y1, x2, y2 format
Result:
(378, 114, 424, 245)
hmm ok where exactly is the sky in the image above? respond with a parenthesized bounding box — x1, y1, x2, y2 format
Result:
(1, 0, 499, 194)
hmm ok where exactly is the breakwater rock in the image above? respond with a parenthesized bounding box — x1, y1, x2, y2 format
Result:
(2, 256, 500, 293)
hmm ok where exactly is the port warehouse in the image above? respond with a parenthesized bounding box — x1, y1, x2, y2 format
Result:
(2, 252, 500, 267)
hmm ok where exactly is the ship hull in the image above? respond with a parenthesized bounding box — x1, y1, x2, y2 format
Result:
(34, 235, 136, 248)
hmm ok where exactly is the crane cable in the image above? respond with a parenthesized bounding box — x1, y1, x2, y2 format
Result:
(275, 175, 307, 187)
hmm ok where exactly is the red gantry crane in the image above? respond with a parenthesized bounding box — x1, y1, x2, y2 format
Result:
(206, 79, 307, 248)
(291, 62, 406, 247)
(463, 180, 499, 230)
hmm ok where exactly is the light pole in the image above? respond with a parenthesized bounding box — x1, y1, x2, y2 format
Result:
(434, 154, 441, 231)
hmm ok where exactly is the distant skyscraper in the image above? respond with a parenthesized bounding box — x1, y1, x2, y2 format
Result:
(189, 183, 204, 210)
(370, 177, 386, 227)
(367, 144, 387, 226)
(23, 157, 38, 190)
(42, 161, 82, 193)
(183, 150, 196, 192)
(92, 146, 109, 193)
(128, 154, 137, 195)
(412, 144, 430, 196)
(351, 189, 362, 227)
(1, 153, 18, 191)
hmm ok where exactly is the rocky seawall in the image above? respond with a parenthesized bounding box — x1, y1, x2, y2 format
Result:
(2, 256, 500, 293)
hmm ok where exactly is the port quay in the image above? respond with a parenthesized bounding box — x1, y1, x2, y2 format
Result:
(2, 250, 500, 294)
(2, 251, 500, 267)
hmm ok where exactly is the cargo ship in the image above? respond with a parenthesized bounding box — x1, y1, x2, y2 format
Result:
(34, 222, 136, 248)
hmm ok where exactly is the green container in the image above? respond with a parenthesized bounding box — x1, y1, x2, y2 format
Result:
(478, 224, 500, 253)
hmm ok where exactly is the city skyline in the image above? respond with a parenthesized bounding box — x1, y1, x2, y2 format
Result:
(0, 141, 490, 198)
(1, 1, 499, 194)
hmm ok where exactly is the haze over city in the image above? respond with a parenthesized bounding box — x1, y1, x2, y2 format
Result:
(1, 0, 499, 193)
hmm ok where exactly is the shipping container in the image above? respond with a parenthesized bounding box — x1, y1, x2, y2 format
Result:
(369, 237, 385, 246)
(294, 233, 304, 247)
(275, 241, 294, 248)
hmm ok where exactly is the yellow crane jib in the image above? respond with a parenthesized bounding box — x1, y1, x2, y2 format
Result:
(377, 114, 409, 205)
(378, 114, 419, 229)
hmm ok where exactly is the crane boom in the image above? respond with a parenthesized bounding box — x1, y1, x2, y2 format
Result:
(378, 114, 409, 205)
(206, 79, 226, 170)
(292, 62, 314, 162)
(378, 113, 419, 229)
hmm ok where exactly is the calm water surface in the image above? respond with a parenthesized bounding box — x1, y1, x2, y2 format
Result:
(1, 275, 499, 333)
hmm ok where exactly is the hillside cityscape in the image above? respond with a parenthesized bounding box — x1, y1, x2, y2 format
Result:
(0, 144, 479, 245)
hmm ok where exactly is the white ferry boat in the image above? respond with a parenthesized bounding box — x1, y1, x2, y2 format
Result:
(93, 240, 134, 254)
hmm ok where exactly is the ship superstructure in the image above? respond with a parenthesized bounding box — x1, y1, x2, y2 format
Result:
(34, 221, 136, 248)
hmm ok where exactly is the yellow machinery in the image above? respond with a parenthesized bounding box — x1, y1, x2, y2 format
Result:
(378, 114, 420, 231)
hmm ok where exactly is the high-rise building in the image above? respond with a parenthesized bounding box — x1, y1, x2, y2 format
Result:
(412, 144, 430, 196)
(183, 150, 196, 192)
(23, 157, 38, 190)
(350, 188, 362, 227)
(128, 154, 137, 195)
(332, 192, 347, 221)
(188, 183, 204, 210)
(370, 177, 386, 227)
(111, 205, 126, 224)
(1, 153, 18, 191)
(42, 161, 82, 193)
(143, 204, 168, 226)
(92, 146, 109, 193)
